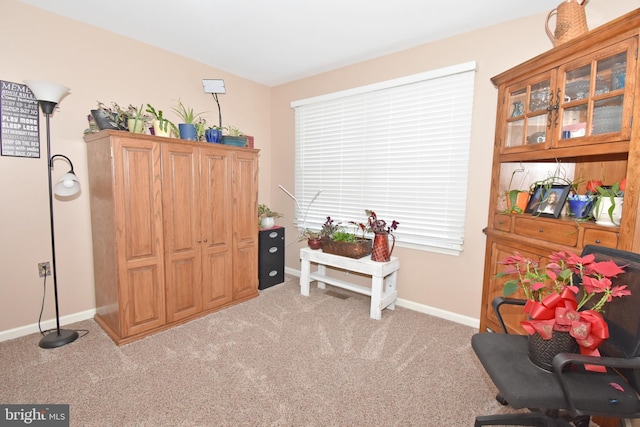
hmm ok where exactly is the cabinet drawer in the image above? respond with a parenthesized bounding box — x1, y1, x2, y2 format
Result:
(583, 229, 618, 248)
(514, 217, 579, 247)
(493, 214, 512, 232)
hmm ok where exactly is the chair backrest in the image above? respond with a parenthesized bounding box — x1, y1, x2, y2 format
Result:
(581, 245, 640, 361)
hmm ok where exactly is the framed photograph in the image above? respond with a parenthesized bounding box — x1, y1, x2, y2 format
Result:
(530, 185, 571, 218)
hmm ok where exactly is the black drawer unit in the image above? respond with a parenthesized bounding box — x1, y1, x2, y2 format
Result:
(258, 227, 285, 290)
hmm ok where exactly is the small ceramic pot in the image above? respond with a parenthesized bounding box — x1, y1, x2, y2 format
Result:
(307, 238, 322, 250)
(127, 118, 145, 134)
(205, 128, 222, 143)
(178, 123, 197, 140)
(567, 194, 594, 219)
(261, 217, 275, 229)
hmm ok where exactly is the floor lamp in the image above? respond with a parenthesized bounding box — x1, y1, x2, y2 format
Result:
(24, 80, 80, 349)
(202, 79, 226, 129)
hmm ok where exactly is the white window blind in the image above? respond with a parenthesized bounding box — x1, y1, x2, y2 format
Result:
(291, 62, 476, 255)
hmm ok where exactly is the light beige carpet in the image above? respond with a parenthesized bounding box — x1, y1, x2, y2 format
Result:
(1, 276, 539, 426)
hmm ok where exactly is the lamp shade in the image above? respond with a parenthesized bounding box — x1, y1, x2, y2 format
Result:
(53, 172, 81, 196)
(202, 79, 226, 94)
(23, 80, 70, 104)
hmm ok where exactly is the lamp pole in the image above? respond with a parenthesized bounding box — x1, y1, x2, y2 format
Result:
(24, 80, 80, 349)
(40, 102, 79, 349)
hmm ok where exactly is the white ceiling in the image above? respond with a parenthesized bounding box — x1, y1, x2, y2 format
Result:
(20, 0, 561, 87)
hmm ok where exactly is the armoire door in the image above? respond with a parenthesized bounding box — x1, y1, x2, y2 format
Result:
(200, 146, 234, 309)
(232, 150, 259, 299)
(113, 137, 166, 337)
(162, 143, 203, 322)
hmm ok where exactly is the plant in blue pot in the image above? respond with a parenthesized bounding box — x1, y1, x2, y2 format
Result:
(566, 193, 595, 219)
(205, 126, 222, 143)
(172, 99, 205, 141)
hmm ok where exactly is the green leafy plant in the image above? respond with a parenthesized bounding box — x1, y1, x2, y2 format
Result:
(223, 125, 243, 136)
(146, 104, 174, 133)
(125, 104, 151, 133)
(258, 204, 283, 221)
(298, 229, 321, 241)
(502, 164, 529, 214)
(331, 230, 359, 242)
(593, 180, 625, 223)
(95, 101, 128, 130)
(172, 99, 204, 124)
(195, 117, 207, 141)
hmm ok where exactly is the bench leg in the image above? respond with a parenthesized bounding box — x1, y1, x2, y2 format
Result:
(317, 264, 327, 289)
(386, 271, 397, 311)
(370, 275, 383, 320)
(300, 258, 311, 296)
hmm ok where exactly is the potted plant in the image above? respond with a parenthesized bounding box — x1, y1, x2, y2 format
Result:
(497, 250, 630, 371)
(593, 180, 625, 227)
(195, 117, 207, 141)
(319, 211, 395, 259)
(299, 229, 322, 250)
(205, 126, 222, 143)
(146, 104, 174, 137)
(172, 99, 205, 140)
(221, 125, 248, 147)
(501, 164, 530, 214)
(125, 104, 151, 134)
(319, 216, 371, 258)
(258, 204, 283, 229)
(363, 210, 399, 262)
(90, 101, 128, 131)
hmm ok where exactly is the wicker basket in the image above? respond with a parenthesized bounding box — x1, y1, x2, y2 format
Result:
(546, 0, 588, 47)
(321, 237, 372, 259)
(528, 330, 578, 371)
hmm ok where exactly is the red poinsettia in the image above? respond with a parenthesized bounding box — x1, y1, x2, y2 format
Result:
(499, 250, 632, 372)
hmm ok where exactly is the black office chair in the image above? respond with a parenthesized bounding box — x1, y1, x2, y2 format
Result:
(472, 245, 640, 426)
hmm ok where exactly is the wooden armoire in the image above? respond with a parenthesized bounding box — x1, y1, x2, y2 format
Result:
(84, 130, 259, 345)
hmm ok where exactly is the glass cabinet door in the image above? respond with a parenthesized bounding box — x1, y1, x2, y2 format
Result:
(557, 38, 636, 145)
(503, 75, 553, 152)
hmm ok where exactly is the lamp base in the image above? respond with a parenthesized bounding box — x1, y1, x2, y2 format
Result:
(38, 329, 79, 349)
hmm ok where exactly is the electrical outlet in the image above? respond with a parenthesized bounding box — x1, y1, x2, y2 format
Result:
(38, 262, 51, 278)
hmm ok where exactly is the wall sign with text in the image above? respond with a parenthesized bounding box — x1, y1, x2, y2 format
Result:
(0, 80, 40, 158)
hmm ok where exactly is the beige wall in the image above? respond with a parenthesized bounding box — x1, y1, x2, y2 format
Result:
(0, 0, 271, 335)
(1, 0, 637, 337)
(270, 1, 638, 322)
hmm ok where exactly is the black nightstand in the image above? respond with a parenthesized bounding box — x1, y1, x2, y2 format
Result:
(258, 227, 285, 290)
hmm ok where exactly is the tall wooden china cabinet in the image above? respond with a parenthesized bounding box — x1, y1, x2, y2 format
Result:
(480, 9, 640, 335)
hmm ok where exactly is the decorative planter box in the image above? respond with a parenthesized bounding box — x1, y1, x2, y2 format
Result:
(320, 237, 372, 259)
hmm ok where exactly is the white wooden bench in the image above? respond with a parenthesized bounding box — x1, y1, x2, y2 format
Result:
(299, 247, 400, 319)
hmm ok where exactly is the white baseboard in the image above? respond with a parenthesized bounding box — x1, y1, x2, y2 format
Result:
(285, 267, 480, 329)
(0, 309, 96, 343)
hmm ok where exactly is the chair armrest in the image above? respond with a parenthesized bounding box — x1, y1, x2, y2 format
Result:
(553, 352, 640, 372)
(491, 297, 527, 334)
(552, 353, 640, 415)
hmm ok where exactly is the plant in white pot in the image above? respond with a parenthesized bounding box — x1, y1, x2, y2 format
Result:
(125, 104, 151, 134)
(258, 204, 283, 229)
(593, 179, 625, 227)
(146, 104, 174, 137)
